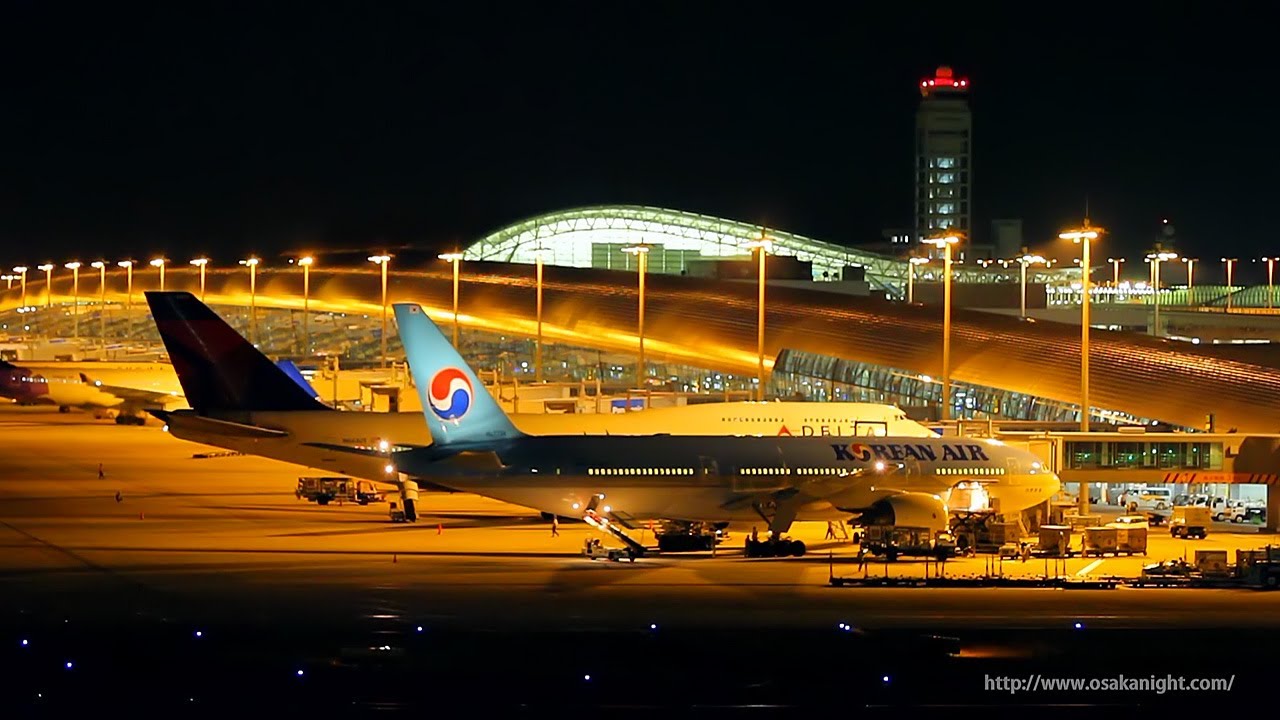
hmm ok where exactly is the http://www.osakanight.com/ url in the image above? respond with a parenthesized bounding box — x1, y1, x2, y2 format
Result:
(985, 674, 1234, 695)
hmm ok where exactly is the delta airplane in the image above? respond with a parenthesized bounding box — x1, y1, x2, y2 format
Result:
(142, 292, 937, 498)
(0, 358, 185, 424)
(370, 302, 1060, 557)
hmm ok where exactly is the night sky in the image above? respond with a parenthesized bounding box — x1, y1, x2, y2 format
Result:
(0, 4, 1270, 281)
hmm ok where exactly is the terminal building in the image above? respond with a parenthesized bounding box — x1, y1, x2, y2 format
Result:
(5, 204, 1280, 529)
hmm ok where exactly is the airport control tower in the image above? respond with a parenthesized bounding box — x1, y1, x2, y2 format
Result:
(915, 66, 972, 248)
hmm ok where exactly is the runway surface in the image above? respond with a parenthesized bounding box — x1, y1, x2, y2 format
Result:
(2, 406, 1277, 711)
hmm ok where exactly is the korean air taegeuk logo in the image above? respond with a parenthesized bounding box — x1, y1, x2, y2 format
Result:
(428, 367, 473, 421)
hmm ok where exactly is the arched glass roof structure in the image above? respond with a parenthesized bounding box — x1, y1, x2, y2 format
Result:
(6, 261, 1280, 433)
(463, 205, 1080, 297)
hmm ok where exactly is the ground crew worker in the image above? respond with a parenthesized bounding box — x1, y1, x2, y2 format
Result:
(551, 515, 559, 537)
(98, 463, 105, 479)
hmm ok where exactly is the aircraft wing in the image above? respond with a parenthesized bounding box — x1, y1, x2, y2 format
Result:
(301, 443, 503, 472)
(302, 442, 433, 456)
(79, 373, 183, 407)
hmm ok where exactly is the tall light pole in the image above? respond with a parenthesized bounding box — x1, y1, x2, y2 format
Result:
(1181, 257, 1197, 306)
(1061, 220, 1103, 514)
(64, 262, 81, 339)
(1, 274, 11, 290)
(298, 256, 313, 355)
(620, 243, 651, 388)
(1145, 246, 1177, 337)
(1262, 257, 1278, 310)
(907, 256, 928, 303)
(369, 255, 393, 365)
(436, 253, 461, 349)
(189, 258, 209, 302)
(921, 232, 960, 421)
(745, 232, 772, 402)
(1018, 249, 1047, 319)
(1061, 222, 1103, 431)
(1222, 258, 1238, 313)
(533, 247, 550, 382)
(239, 257, 259, 345)
(37, 264, 54, 308)
(12, 267, 27, 308)
(150, 257, 167, 292)
(117, 261, 134, 339)
(90, 262, 106, 348)
(1107, 257, 1125, 290)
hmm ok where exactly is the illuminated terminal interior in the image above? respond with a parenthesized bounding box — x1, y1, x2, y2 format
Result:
(6, 204, 1280, 436)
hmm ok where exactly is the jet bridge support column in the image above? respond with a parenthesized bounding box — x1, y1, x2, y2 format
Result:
(1268, 483, 1279, 533)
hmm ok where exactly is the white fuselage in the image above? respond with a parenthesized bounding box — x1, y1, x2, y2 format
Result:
(161, 401, 932, 484)
(161, 404, 1057, 519)
(4, 361, 185, 414)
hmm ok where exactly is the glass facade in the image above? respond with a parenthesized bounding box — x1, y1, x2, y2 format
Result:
(770, 349, 1166, 425)
(1066, 440, 1222, 470)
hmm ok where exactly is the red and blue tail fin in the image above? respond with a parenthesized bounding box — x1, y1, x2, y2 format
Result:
(145, 291, 330, 413)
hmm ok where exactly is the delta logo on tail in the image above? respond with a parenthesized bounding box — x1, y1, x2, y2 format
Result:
(428, 367, 473, 421)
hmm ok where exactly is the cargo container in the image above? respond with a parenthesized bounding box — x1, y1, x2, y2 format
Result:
(1115, 525, 1148, 555)
(1083, 526, 1118, 557)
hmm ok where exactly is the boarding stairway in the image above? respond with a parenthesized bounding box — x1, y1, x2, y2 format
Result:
(581, 496, 648, 557)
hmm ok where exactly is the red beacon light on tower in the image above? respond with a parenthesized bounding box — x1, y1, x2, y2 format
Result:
(920, 66, 969, 95)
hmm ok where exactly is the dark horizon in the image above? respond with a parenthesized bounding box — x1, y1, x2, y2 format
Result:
(1, 4, 1271, 282)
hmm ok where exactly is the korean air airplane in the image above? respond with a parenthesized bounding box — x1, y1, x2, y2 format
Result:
(387, 303, 1061, 557)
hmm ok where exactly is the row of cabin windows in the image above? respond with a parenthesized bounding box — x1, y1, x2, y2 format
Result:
(740, 467, 855, 476)
(587, 468, 696, 476)
(936, 467, 1005, 475)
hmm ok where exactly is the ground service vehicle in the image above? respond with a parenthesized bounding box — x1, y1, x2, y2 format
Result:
(861, 525, 956, 562)
(1170, 505, 1210, 540)
(1137, 487, 1172, 510)
(583, 538, 637, 562)
(1107, 514, 1149, 530)
(295, 477, 385, 506)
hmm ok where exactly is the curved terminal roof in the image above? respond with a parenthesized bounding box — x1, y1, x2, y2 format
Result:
(462, 205, 1079, 296)
(4, 260, 1279, 434)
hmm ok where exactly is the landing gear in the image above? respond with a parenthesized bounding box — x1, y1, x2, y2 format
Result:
(58, 405, 71, 414)
(113, 414, 146, 426)
(742, 498, 806, 558)
(744, 538, 806, 558)
(388, 476, 419, 522)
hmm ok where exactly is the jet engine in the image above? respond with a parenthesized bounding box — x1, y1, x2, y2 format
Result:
(859, 492, 949, 533)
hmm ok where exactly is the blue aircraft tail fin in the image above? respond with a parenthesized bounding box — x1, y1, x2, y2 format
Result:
(392, 303, 522, 446)
(274, 359, 321, 401)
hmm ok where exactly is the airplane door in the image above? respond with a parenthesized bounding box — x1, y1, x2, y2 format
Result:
(699, 456, 718, 478)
